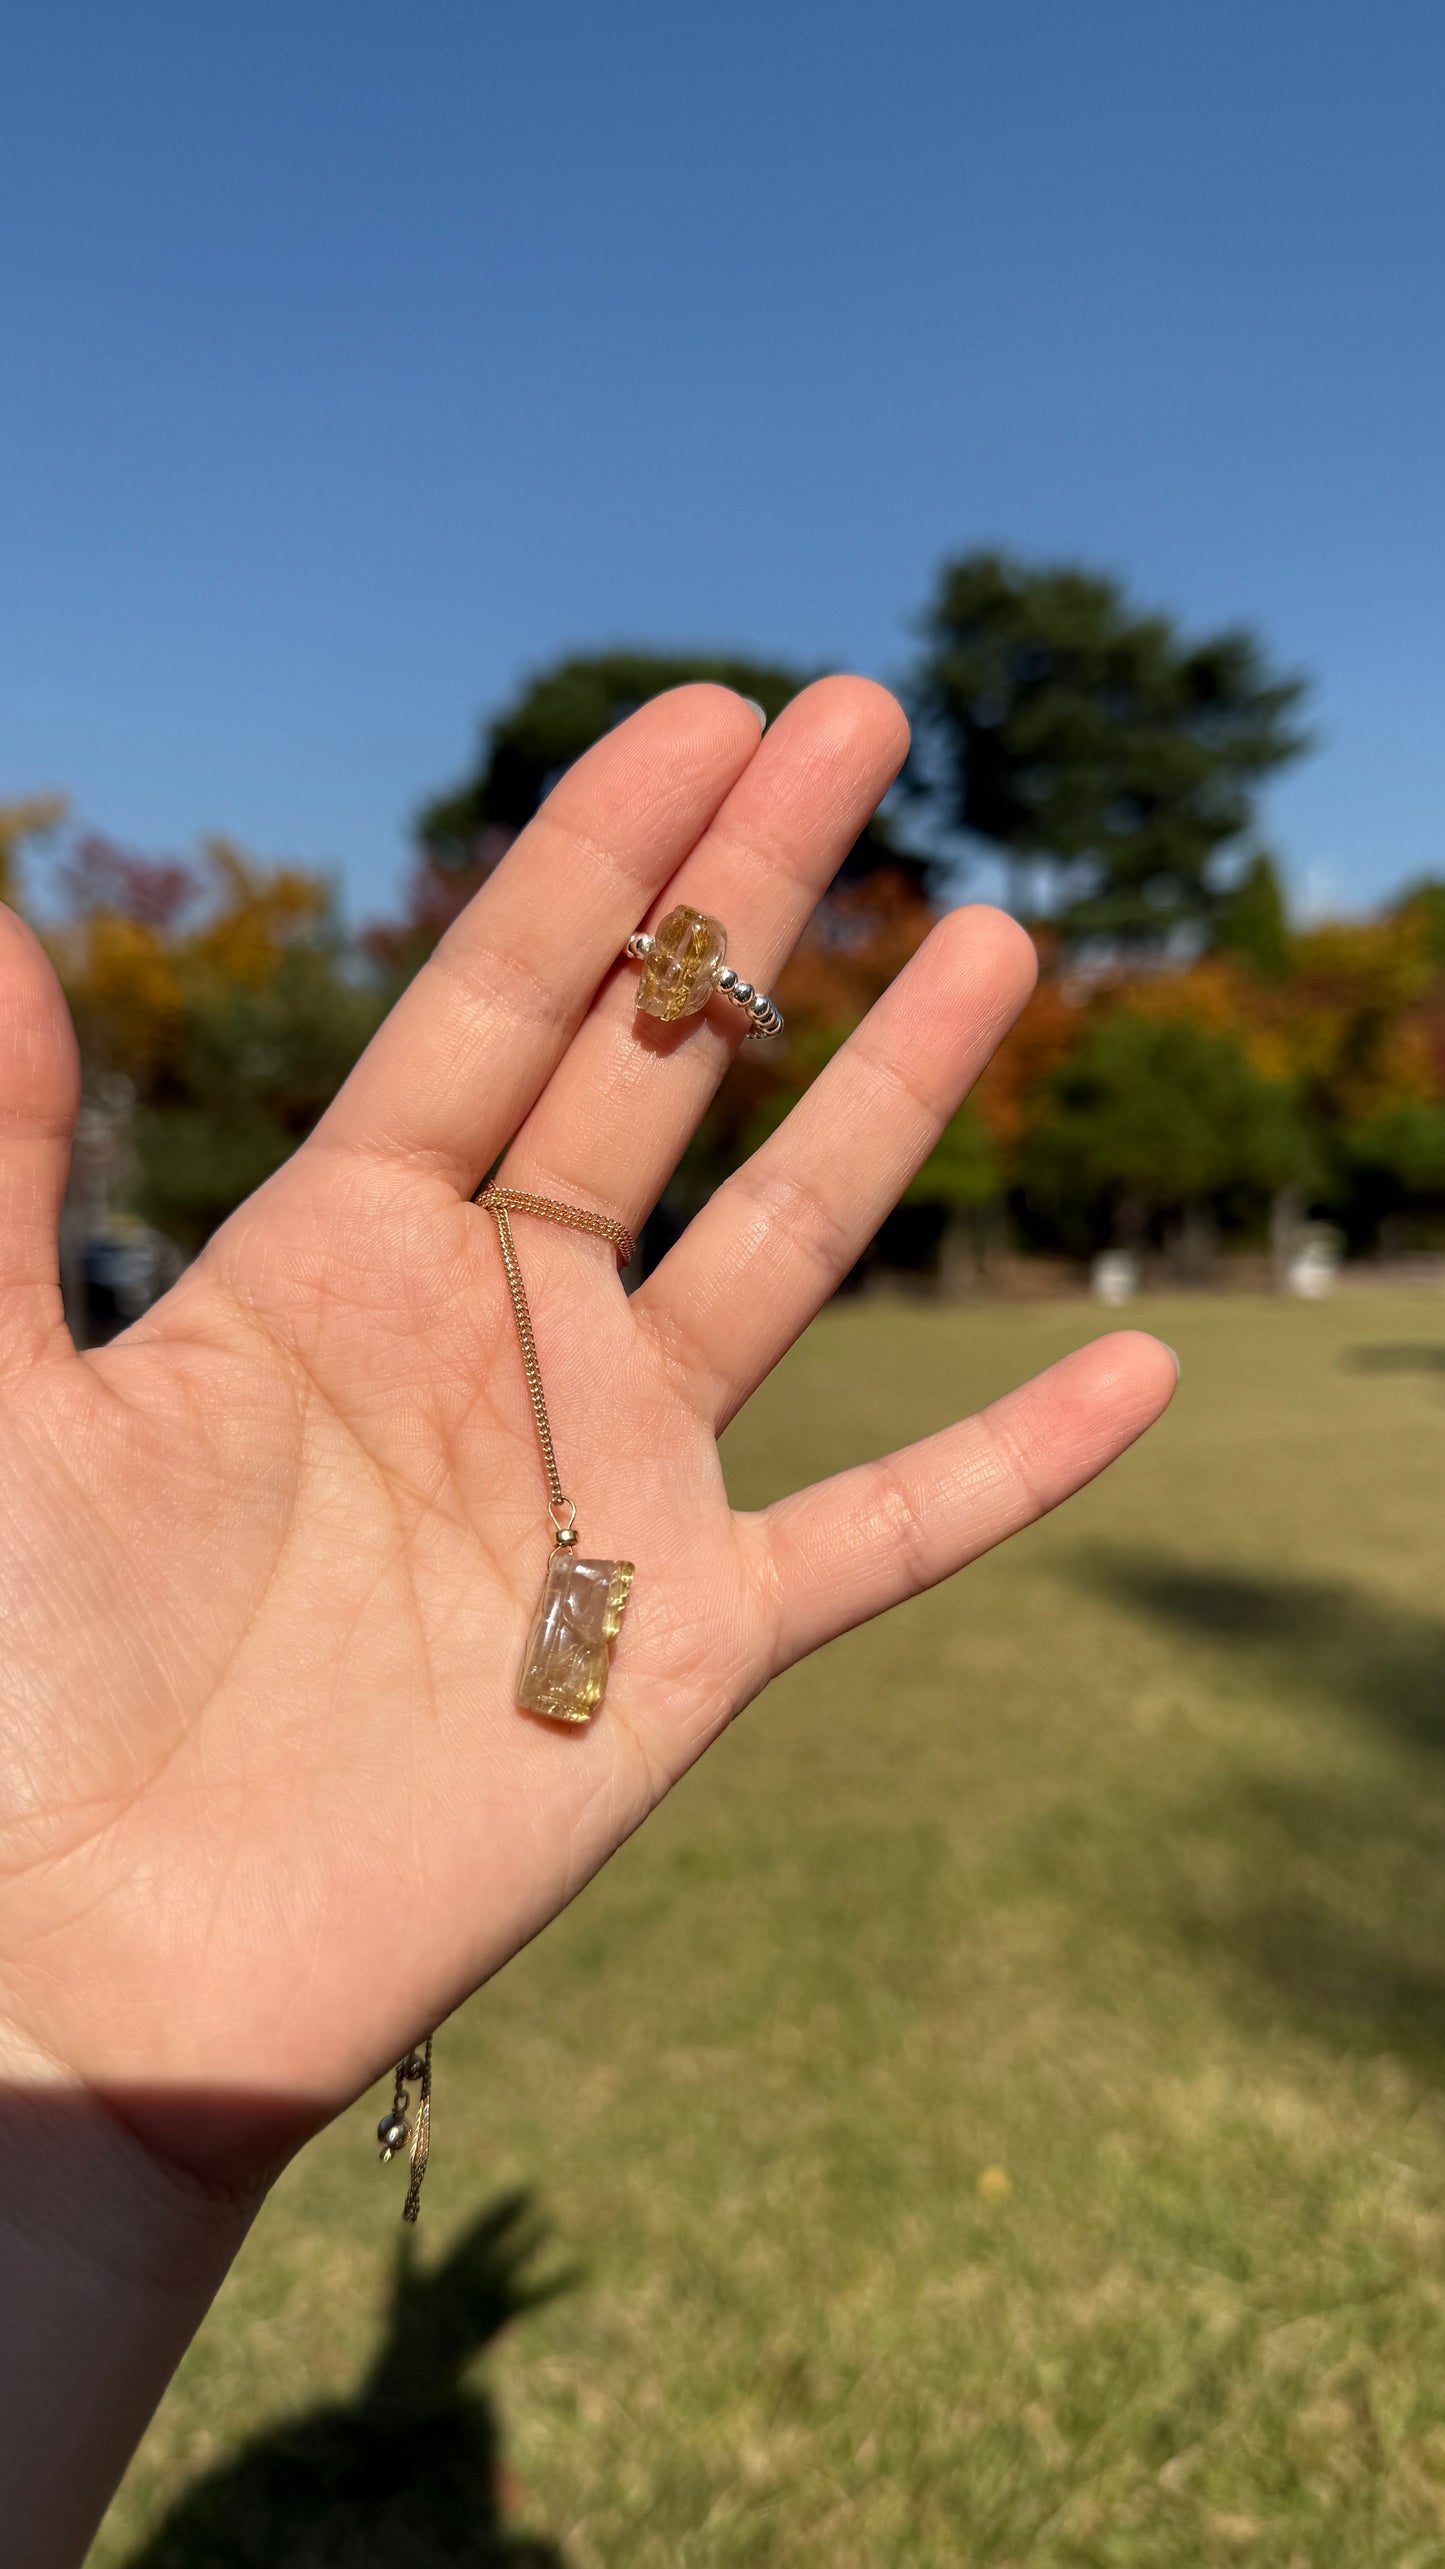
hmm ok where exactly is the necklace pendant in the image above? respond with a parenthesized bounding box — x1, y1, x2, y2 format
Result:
(518, 1550, 635, 1725)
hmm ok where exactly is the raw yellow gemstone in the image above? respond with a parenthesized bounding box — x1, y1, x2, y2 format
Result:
(636, 905, 728, 1024)
(517, 1551, 635, 1725)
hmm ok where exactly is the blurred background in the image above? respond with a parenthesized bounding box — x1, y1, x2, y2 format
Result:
(6, 3, 1445, 2561)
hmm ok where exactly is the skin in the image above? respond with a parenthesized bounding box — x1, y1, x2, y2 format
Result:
(0, 679, 1176, 2563)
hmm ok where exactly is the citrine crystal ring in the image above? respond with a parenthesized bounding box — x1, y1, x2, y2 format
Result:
(624, 906, 784, 1039)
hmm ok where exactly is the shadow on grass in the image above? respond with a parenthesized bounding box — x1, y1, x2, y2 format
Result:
(1172, 1776, 1445, 2073)
(123, 2190, 571, 2568)
(1093, 1556, 1445, 1754)
(1343, 1342, 1445, 1375)
(1081, 1552, 1445, 2069)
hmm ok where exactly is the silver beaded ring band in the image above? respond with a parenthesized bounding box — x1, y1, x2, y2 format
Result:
(624, 906, 783, 1040)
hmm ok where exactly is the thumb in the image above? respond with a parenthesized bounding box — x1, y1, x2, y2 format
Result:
(0, 906, 80, 1376)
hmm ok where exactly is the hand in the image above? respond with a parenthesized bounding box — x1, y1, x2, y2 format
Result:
(0, 679, 1174, 2184)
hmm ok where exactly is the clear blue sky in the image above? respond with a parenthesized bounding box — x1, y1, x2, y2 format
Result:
(3, 0, 1442, 919)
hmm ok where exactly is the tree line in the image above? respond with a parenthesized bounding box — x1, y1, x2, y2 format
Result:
(6, 552, 1444, 1290)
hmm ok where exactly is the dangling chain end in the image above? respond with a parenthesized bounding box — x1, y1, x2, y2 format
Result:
(377, 2034, 433, 2222)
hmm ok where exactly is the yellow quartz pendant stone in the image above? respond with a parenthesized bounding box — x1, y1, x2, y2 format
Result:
(518, 1550, 635, 1725)
(636, 905, 728, 1024)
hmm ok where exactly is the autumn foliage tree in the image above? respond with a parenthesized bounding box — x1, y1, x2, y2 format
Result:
(1017, 1010, 1311, 1256)
(36, 833, 387, 1253)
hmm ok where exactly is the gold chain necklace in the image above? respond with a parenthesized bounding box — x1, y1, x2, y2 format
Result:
(377, 1183, 636, 2218)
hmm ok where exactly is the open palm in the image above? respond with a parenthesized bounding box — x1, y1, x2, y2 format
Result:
(0, 679, 1173, 2194)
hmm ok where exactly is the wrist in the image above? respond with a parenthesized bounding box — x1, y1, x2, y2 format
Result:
(0, 2021, 261, 2569)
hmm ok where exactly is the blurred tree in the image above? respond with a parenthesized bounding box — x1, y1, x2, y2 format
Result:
(1345, 1099, 1445, 1199)
(903, 1102, 1002, 1288)
(131, 941, 386, 1251)
(905, 552, 1308, 944)
(47, 835, 387, 1255)
(969, 940, 1080, 1172)
(0, 793, 68, 906)
(47, 835, 193, 1082)
(1264, 914, 1439, 1133)
(905, 1103, 998, 1216)
(1018, 1010, 1312, 1256)
(1333, 1089, 1445, 1254)
(1393, 878, 1445, 967)
(1214, 850, 1292, 979)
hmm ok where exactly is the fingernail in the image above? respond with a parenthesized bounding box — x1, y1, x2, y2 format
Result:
(741, 697, 767, 731)
(1160, 1342, 1181, 1374)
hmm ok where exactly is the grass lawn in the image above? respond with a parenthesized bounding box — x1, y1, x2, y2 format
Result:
(94, 1290, 1445, 2568)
